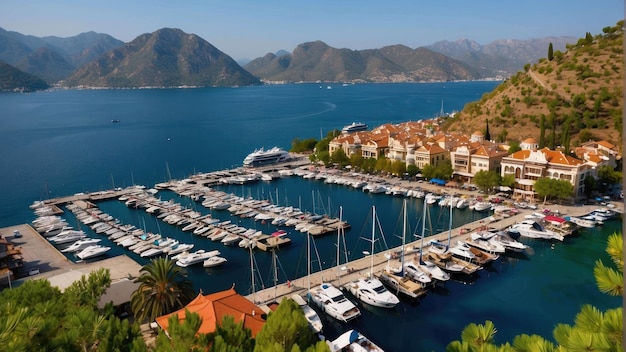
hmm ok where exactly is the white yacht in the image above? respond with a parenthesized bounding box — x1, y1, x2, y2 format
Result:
(403, 261, 432, 285)
(326, 329, 384, 352)
(510, 220, 564, 241)
(203, 256, 227, 268)
(76, 245, 111, 260)
(242, 147, 291, 167)
(467, 232, 506, 254)
(61, 238, 101, 252)
(308, 283, 361, 323)
(291, 294, 323, 334)
(492, 232, 529, 253)
(418, 260, 451, 282)
(345, 277, 400, 308)
(48, 230, 86, 245)
(341, 122, 368, 134)
(175, 249, 221, 267)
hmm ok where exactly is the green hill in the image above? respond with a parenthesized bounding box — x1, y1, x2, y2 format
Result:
(0, 61, 49, 92)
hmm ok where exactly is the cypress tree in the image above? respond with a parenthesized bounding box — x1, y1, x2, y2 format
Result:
(539, 114, 546, 149)
(484, 119, 491, 141)
(548, 42, 554, 61)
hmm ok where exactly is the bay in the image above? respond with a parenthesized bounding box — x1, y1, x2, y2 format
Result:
(0, 82, 620, 351)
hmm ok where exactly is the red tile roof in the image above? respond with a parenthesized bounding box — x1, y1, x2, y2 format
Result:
(155, 287, 266, 337)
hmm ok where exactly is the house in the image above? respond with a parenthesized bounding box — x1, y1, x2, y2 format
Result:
(572, 140, 619, 168)
(501, 147, 593, 200)
(450, 140, 509, 182)
(155, 287, 266, 337)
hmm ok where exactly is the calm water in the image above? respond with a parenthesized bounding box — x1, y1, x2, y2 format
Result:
(0, 82, 621, 351)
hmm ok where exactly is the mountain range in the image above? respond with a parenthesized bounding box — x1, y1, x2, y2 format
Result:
(0, 26, 575, 89)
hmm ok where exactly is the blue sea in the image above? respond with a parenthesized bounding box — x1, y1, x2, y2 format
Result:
(0, 82, 621, 351)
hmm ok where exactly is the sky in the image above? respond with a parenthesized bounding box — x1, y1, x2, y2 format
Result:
(2, 0, 623, 60)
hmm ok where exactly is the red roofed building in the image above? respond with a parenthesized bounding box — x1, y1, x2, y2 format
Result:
(155, 287, 266, 337)
(501, 147, 594, 200)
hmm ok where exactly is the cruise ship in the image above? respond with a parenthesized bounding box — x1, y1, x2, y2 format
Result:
(341, 122, 368, 134)
(242, 147, 291, 167)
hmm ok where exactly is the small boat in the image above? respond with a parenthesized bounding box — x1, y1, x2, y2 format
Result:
(76, 245, 111, 260)
(327, 329, 384, 352)
(509, 220, 564, 241)
(291, 294, 323, 334)
(175, 249, 221, 267)
(402, 261, 432, 285)
(48, 230, 86, 245)
(203, 256, 227, 268)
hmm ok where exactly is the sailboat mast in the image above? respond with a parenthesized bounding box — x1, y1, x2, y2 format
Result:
(273, 248, 278, 300)
(447, 202, 453, 247)
(337, 206, 342, 285)
(401, 200, 407, 269)
(419, 202, 427, 263)
(250, 245, 256, 303)
(370, 206, 376, 277)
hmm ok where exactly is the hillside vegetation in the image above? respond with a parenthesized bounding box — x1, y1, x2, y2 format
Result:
(444, 21, 623, 149)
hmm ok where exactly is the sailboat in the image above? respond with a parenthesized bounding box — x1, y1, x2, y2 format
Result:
(377, 200, 427, 300)
(411, 204, 451, 282)
(345, 206, 399, 308)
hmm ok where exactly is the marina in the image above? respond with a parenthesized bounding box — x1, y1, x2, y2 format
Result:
(1, 82, 621, 350)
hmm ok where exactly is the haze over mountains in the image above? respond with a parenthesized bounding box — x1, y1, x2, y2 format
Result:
(0, 26, 575, 90)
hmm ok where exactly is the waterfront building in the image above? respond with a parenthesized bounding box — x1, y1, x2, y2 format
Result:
(572, 140, 619, 169)
(501, 146, 593, 200)
(450, 140, 509, 183)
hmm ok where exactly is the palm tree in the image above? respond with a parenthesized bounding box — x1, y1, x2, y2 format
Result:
(131, 257, 195, 324)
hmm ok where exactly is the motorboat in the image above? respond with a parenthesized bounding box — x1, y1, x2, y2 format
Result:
(326, 329, 384, 352)
(242, 147, 291, 167)
(76, 245, 111, 260)
(341, 122, 368, 134)
(61, 238, 102, 252)
(308, 283, 361, 323)
(473, 201, 492, 212)
(345, 277, 400, 308)
(48, 230, 86, 245)
(164, 243, 194, 256)
(467, 232, 506, 254)
(402, 261, 432, 285)
(175, 249, 221, 267)
(203, 256, 227, 268)
(425, 193, 441, 205)
(510, 220, 564, 241)
(565, 216, 596, 228)
(291, 294, 323, 334)
(418, 260, 450, 282)
(491, 232, 529, 253)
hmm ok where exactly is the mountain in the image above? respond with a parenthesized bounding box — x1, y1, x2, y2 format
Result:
(64, 28, 261, 88)
(0, 27, 124, 83)
(427, 36, 576, 78)
(0, 61, 49, 92)
(443, 22, 623, 147)
(244, 41, 481, 83)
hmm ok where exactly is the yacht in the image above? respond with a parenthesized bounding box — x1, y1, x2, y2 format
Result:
(61, 238, 102, 252)
(402, 261, 432, 285)
(291, 294, 323, 334)
(242, 147, 291, 167)
(202, 256, 227, 268)
(341, 122, 368, 134)
(48, 230, 86, 245)
(473, 201, 492, 212)
(175, 249, 221, 267)
(326, 330, 384, 352)
(510, 220, 564, 241)
(345, 277, 400, 308)
(417, 260, 451, 282)
(308, 283, 361, 323)
(491, 232, 529, 253)
(467, 232, 506, 254)
(76, 245, 111, 260)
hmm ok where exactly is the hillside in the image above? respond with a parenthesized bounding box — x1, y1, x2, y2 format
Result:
(0, 61, 49, 92)
(244, 41, 482, 83)
(64, 28, 261, 88)
(444, 21, 623, 149)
